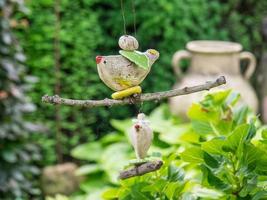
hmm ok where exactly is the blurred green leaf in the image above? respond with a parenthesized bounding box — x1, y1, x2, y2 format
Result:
(181, 146, 204, 164)
(203, 152, 220, 168)
(202, 138, 225, 155)
(71, 142, 103, 161)
(222, 124, 250, 152)
(102, 188, 119, 199)
(75, 164, 102, 176)
(168, 164, 184, 182)
(101, 143, 131, 183)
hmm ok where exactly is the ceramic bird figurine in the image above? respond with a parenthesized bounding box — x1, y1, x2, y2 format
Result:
(96, 35, 159, 99)
(129, 113, 153, 162)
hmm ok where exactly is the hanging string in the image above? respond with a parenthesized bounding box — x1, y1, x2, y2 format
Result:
(120, 0, 137, 37)
(131, 0, 137, 37)
(120, 0, 127, 35)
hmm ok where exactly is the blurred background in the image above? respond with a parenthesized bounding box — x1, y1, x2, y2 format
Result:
(1, 0, 267, 199)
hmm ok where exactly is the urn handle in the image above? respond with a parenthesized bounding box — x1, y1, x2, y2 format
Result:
(172, 50, 192, 78)
(240, 51, 256, 80)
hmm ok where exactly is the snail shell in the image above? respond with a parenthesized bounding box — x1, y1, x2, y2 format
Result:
(118, 35, 139, 51)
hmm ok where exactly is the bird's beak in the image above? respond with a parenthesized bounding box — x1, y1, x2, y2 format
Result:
(96, 56, 103, 64)
(134, 124, 141, 132)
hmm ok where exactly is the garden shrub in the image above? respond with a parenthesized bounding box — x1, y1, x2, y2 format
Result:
(0, 0, 41, 199)
(70, 90, 267, 199)
(16, 0, 266, 164)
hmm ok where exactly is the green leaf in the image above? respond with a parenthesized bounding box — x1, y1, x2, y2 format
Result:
(252, 191, 267, 200)
(180, 146, 204, 164)
(206, 90, 231, 106)
(79, 175, 107, 193)
(100, 133, 125, 145)
(202, 138, 225, 155)
(86, 188, 109, 200)
(187, 103, 218, 121)
(246, 122, 257, 141)
(261, 128, 267, 139)
(119, 50, 149, 69)
(102, 188, 119, 199)
(245, 143, 262, 162)
(255, 153, 267, 174)
(191, 120, 214, 135)
(75, 164, 101, 176)
(71, 142, 103, 161)
(203, 152, 220, 168)
(239, 175, 257, 197)
(222, 124, 250, 153)
(2, 150, 17, 163)
(159, 124, 191, 145)
(110, 119, 132, 133)
(226, 92, 240, 106)
(168, 164, 185, 182)
(100, 143, 131, 183)
(199, 90, 231, 111)
(201, 165, 227, 190)
(233, 106, 249, 126)
(163, 182, 182, 199)
(130, 183, 151, 200)
(192, 186, 224, 199)
(142, 179, 167, 193)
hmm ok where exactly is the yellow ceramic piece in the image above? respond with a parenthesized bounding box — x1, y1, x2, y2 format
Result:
(113, 77, 132, 88)
(111, 86, 142, 99)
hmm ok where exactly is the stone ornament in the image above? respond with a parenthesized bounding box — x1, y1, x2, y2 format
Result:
(118, 35, 139, 51)
(129, 113, 153, 160)
(96, 35, 159, 99)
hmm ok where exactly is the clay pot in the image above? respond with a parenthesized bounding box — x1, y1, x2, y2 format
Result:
(169, 40, 258, 118)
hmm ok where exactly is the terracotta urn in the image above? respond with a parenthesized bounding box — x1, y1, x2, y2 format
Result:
(169, 40, 258, 118)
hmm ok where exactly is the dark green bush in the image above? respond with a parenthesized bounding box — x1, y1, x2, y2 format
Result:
(15, 0, 266, 164)
(0, 0, 41, 199)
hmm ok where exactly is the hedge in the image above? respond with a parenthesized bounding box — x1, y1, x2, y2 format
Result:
(15, 0, 266, 164)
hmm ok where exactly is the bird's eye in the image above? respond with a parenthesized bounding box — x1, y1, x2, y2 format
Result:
(104, 60, 107, 64)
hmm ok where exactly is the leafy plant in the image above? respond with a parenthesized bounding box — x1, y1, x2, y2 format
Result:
(181, 90, 267, 199)
(15, 0, 267, 165)
(71, 90, 267, 199)
(0, 0, 41, 199)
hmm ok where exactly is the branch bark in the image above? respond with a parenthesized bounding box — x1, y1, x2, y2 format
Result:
(119, 160, 163, 179)
(42, 76, 226, 108)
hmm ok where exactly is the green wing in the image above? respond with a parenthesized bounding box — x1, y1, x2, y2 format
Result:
(119, 50, 149, 70)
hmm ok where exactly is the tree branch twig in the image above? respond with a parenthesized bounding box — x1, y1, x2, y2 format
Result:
(119, 160, 163, 179)
(42, 76, 226, 108)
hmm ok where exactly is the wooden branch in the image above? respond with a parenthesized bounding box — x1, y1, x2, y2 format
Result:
(119, 160, 163, 180)
(42, 76, 226, 108)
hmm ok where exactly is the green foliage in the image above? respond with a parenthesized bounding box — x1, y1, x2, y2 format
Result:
(14, 0, 266, 164)
(71, 91, 267, 199)
(0, 0, 41, 199)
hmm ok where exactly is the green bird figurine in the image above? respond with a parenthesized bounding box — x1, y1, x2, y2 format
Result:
(96, 35, 159, 99)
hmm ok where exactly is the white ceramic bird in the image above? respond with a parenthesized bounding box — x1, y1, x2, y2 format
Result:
(129, 113, 153, 161)
(96, 35, 159, 100)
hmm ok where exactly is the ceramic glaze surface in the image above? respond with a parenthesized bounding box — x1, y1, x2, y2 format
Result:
(97, 55, 151, 91)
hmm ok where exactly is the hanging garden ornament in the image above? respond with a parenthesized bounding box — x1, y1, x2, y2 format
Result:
(118, 113, 163, 179)
(96, 35, 159, 99)
(129, 113, 153, 163)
